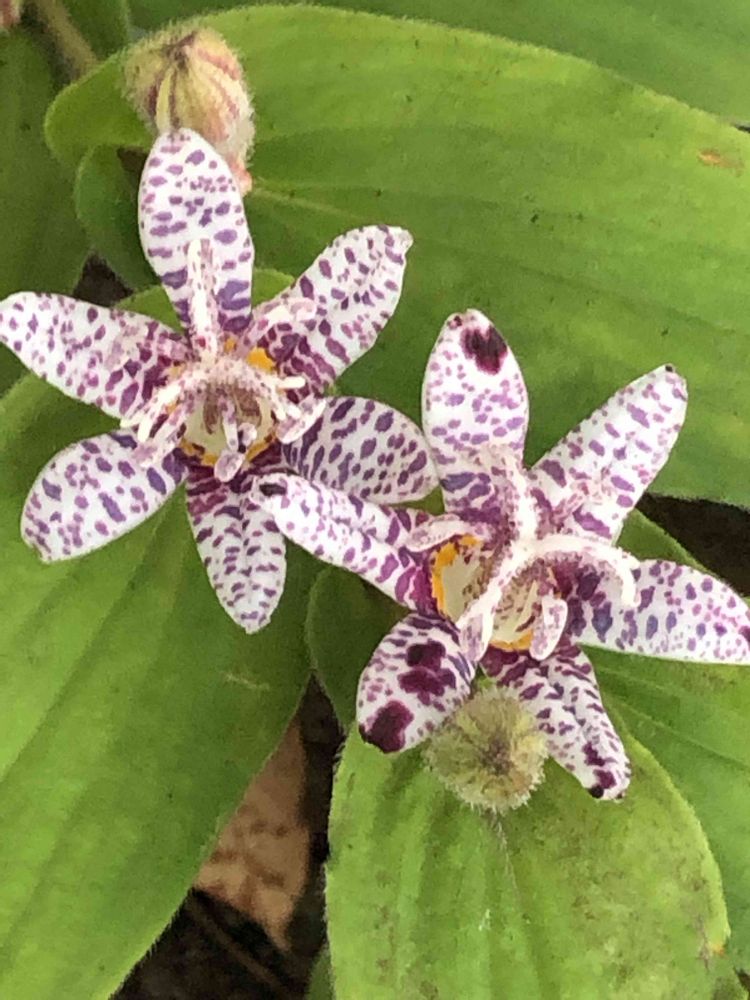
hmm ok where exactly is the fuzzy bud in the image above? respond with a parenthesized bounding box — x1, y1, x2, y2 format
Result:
(423, 686, 547, 814)
(124, 24, 255, 194)
(0, 0, 23, 31)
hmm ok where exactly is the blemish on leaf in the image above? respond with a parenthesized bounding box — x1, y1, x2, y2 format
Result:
(698, 149, 743, 174)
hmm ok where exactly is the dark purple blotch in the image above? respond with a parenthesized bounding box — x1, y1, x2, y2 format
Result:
(460, 323, 507, 375)
(362, 701, 414, 753)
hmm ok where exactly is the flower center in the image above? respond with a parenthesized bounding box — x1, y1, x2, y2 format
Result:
(123, 341, 306, 482)
(430, 535, 485, 620)
(433, 530, 638, 660)
(431, 536, 547, 652)
(489, 577, 542, 652)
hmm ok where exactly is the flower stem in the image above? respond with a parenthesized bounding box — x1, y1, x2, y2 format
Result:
(29, 0, 97, 78)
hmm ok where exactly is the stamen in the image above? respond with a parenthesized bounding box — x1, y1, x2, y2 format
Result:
(186, 239, 219, 359)
(119, 332, 314, 476)
(282, 400, 302, 420)
(218, 395, 239, 452)
(238, 421, 258, 447)
(408, 516, 479, 552)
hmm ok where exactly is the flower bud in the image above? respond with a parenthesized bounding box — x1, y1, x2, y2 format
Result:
(423, 686, 547, 814)
(124, 24, 255, 194)
(0, 0, 23, 31)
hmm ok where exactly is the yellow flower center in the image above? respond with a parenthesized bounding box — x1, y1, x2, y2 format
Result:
(180, 345, 279, 468)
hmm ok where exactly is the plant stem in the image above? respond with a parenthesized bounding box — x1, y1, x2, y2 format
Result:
(29, 0, 97, 78)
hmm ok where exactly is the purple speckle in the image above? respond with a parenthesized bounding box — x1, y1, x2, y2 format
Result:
(147, 469, 167, 495)
(42, 479, 62, 501)
(100, 494, 125, 523)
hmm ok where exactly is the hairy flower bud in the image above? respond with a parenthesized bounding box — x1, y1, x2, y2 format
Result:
(424, 687, 547, 813)
(124, 25, 255, 194)
(0, 0, 23, 30)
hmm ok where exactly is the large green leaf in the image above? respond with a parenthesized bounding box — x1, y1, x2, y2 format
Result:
(0, 30, 87, 392)
(308, 567, 398, 728)
(307, 948, 334, 1000)
(67, 0, 131, 58)
(328, 728, 740, 998)
(602, 513, 750, 968)
(602, 651, 750, 971)
(48, 7, 750, 507)
(126, 0, 750, 120)
(0, 272, 313, 999)
(75, 146, 153, 291)
(309, 508, 750, 968)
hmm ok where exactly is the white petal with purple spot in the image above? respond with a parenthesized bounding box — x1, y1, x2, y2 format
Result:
(185, 238, 221, 357)
(423, 310, 529, 518)
(484, 643, 630, 799)
(22, 431, 184, 561)
(186, 471, 287, 634)
(567, 558, 750, 663)
(0, 293, 186, 419)
(357, 613, 476, 752)
(251, 474, 429, 610)
(251, 226, 412, 389)
(529, 366, 687, 541)
(139, 129, 255, 337)
(282, 395, 436, 502)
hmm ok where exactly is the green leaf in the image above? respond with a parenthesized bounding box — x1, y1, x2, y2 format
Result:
(67, 0, 132, 58)
(328, 728, 739, 999)
(307, 948, 334, 1000)
(126, 0, 750, 120)
(122, 269, 292, 325)
(308, 568, 399, 728)
(0, 270, 312, 999)
(598, 511, 750, 968)
(309, 508, 750, 967)
(46, 7, 750, 507)
(601, 650, 750, 971)
(0, 30, 87, 393)
(75, 146, 153, 291)
(74, 145, 296, 296)
(46, 57, 149, 171)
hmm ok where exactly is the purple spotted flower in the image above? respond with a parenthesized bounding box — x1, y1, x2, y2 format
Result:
(0, 129, 436, 633)
(252, 309, 750, 799)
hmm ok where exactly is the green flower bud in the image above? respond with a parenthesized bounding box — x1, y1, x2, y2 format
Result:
(124, 24, 255, 194)
(424, 686, 547, 813)
(0, 0, 23, 31)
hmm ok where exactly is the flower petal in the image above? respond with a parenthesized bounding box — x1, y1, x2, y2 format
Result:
(528, 366, 687, 541)
(457, 531, 639, 642)
(139, 129, 254, 336)
(0, 293, 186, 419)
(186, 238, 220, 356)
(406, 513, 491, 552)
(423, 311, 529, 517)
(22, 432, 184, 560)
(566, 558, 750, 663)
(186, 469, 286, 633)
(530, 595, 569, 661)
(251, 474, 429, 610)
(251, 225, 412, 389)
(357, 612, 476, 752)
(282, 395, 437, 502)
(483, 643, 630, 799)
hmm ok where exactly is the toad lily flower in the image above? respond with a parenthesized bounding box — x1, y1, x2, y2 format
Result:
(0, 129, 436, 633)
(252, 310, 750, 799)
